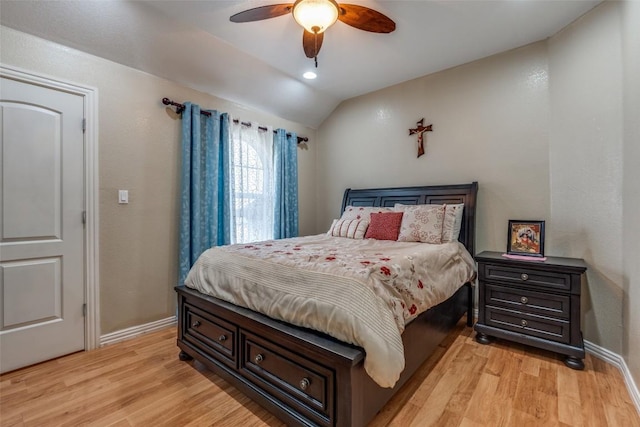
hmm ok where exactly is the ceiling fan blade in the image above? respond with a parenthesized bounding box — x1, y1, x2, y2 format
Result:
(303, 30, 324, 58)
(338, 4, 396, 33)
(230, 4, 293, 23)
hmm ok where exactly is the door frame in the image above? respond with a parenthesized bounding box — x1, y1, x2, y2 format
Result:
(1, 64, 100, 350)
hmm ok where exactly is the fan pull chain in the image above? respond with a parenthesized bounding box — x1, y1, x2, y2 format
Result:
(314, 31, 319, 68)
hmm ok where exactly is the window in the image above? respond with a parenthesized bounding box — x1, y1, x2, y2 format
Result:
(229, 121, 274, 244)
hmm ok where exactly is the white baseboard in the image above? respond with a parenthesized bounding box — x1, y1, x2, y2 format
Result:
(585, 340, 640, 414)
(100, 316, 177, 347)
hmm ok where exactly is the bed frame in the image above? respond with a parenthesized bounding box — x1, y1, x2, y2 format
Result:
(175, 182, 478, 427)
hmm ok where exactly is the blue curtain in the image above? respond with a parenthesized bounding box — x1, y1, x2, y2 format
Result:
(273, 129, 299, 239)
(178, 103, 231, 285)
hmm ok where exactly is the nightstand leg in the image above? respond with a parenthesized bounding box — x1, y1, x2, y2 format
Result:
(564, 356, 584, 370)
(466, 282, 474, 327)
(179, 351, 193, 361)
(475, 332, 492, 345)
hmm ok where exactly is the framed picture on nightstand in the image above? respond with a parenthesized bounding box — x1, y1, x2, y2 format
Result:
(506, 220, 545, 257)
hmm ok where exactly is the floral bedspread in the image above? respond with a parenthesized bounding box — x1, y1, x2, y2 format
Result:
(185, 234, 475, 388)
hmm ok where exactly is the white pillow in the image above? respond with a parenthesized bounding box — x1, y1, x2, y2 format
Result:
(441, 203, 464, 242)
(394, 204, 445, 243)
(327, 218, 370, 239)
(339, 206, 393, 222)
(394, 203, 465, 243)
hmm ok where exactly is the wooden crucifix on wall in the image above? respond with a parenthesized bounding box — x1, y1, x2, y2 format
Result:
(408, 118, 433, 158)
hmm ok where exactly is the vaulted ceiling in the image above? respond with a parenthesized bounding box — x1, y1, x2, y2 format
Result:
(1, 0, 600, 128)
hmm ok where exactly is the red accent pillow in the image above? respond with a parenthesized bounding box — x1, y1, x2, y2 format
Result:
(365, 212, 404, 241)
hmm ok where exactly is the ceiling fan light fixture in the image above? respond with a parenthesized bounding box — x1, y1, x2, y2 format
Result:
(292, 0, 340, 34)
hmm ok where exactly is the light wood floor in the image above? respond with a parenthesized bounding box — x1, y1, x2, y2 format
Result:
(1, 323, 638, 427)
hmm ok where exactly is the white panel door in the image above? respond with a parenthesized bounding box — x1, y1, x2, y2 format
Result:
(0, 76, 85, 373)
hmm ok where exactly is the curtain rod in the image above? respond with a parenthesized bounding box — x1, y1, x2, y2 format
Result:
(162, 98, 308, 144)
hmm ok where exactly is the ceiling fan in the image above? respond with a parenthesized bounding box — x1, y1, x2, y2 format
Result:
(230, 0, 395, 67)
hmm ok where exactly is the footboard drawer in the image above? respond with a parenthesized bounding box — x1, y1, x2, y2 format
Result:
(240, 331, 335, 426)
(183, 303, 237, 368)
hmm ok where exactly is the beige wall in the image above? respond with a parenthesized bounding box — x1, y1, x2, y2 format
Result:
(548, 0, 640, 387)
(621, 0, 640, 391)
(316, 2, 637, 367)
(548, 0, 624, 354)
(316, 42, 551, 253)
(0, 26, 317, 334)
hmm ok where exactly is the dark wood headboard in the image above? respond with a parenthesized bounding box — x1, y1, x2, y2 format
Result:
(341, 182, 478, 256)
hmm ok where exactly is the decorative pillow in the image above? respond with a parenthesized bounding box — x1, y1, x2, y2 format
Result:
(394, 204, 445, 243)
(340, 206, 393, 222)
(441, 203, 464, 243)
(327, 218, 370, 239)
(364, 212, 404, 241)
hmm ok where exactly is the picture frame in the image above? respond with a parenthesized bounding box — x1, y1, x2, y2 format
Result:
(507, 220, 545, 257)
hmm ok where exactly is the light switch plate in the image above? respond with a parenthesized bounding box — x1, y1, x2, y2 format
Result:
(118, 190, 129, 204)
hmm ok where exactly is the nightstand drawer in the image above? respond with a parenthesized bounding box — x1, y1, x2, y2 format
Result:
(486, 284, 570, 319)
(483, 264, 571, 291)
(485, 306, 569, 343)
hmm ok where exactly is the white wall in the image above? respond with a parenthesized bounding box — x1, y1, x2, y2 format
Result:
(0, 26, 317, 334)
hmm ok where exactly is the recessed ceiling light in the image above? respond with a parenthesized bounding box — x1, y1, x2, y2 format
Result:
(303, 71, 317, 80)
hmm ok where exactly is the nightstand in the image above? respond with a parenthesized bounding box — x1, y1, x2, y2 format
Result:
(474, 251, 587, 369)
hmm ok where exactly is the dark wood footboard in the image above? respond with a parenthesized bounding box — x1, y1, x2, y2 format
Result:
(176, 282, 470, 427)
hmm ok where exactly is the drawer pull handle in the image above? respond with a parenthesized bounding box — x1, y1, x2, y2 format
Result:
(521, 273, 529, 281)
(300, 378, 310, 390)
(192, 320, 201, 328)
(521, 319, 528, 327)
(254, 354, 264, 364)
(520, 296, 529, 304)
(218, 334, 226, 342)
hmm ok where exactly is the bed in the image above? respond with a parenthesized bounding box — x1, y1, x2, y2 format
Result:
(175, 182, 478, 427)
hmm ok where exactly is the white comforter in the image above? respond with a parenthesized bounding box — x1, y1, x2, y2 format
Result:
(185, 234, 475, 388)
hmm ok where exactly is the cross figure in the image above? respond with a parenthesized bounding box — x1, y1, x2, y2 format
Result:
(408, 118, 433, 158)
